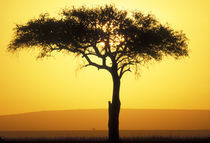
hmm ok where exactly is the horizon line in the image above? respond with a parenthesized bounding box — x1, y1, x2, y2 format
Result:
(1, 129, 210, 132)
(1, 108, 210, 116)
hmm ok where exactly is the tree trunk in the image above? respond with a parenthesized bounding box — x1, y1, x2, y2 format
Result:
(108, 72, 121, 143)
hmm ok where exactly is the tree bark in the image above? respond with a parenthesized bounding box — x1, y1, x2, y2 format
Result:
(108, 72, 121, 143)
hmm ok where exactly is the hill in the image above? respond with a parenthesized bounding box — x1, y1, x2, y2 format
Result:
(0, 109, 210, 131)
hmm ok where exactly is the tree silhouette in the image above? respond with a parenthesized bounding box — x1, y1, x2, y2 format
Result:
(8, 5, 188, 142)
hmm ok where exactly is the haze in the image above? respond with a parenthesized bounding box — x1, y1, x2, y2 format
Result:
(1, 109, 210, 131)
(0, 0, 210, 115)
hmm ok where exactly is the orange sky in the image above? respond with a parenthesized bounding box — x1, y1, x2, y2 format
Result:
(0, 0, 210, 115)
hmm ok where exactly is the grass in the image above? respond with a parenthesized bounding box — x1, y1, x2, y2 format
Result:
(1, 137, 210, 143)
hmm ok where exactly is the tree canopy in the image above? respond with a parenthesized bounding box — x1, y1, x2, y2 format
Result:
(8, 5, 189, 142)
(8, 5, 188, 78)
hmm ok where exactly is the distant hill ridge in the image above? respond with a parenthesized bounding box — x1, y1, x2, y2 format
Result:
(0, 109, 210, 131)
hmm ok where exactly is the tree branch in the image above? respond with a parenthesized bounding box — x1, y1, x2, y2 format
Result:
(92, 44, 103, 57)
(119, 67, 131, 79)
(82, 52, 111, 72)
(49, 43, 112, 72)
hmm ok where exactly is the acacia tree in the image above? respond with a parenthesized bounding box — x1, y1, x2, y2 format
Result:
(8, 5, 188, 142)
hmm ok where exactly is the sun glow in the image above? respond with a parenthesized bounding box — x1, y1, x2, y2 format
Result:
(96, 36, 125, 53)
(98, 42, 105, 47)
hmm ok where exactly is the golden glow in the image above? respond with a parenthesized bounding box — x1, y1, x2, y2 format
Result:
(99, 42, 105, 47)
(99, 22, 125, 51)
(0, 0, 210, 116)
(1, 110, 209, 130)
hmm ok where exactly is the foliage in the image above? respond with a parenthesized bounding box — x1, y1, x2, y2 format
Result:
(8, 5, 188, 78)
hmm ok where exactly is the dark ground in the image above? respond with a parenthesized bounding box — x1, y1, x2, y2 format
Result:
(1, 137, 210, 143)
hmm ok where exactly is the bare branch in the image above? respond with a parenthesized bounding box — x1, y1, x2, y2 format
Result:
(118, 61, 134, 71)
(117, 56, 129, 64)
(119, 67, 131, 79)
(82, 52, 111, 72)
(92, 44, 103, 57)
